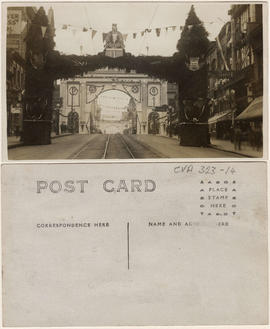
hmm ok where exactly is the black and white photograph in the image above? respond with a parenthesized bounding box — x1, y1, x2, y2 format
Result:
(4, 2, 265, 159)
(1, 2, 269, 327)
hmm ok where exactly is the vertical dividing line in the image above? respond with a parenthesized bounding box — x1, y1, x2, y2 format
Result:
(127, 222, 130, 270)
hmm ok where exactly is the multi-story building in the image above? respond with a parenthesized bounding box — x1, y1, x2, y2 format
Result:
(207, 22, 235, 140)
(6, 7, 36, 136)
(6, 6, 55, 137)
(207, 4, 263, 145)
(59, 68, 168, 135)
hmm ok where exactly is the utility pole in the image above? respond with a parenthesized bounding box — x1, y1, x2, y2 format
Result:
(168, 106, 173, 138)
(231, 16, 236, 71)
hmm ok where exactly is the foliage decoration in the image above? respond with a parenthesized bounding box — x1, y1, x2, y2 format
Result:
(23, 5, 211, 146)
(23, 6, 56, 144)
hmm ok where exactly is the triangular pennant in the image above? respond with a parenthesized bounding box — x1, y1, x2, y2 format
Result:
(92, 30, 97, 39)
(133, 33, 137, 39)
(165, 27, 168, 32)
(102, 32, 107, 42)
(83, 27, 88, 32)
(62, 24, 68, 30)
(172, 26, 176, 31)
(41, 26, 47, 38)
(155, 28, 161, 37)
(146, 28, 152, 33)
(141, 31, 145, 37)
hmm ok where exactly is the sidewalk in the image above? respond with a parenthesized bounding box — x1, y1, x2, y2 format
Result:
(8, 132, 72, 149)
(135, 134, 243, 158)
(210, 138, 263, 158)
(155, 133, 261, 158)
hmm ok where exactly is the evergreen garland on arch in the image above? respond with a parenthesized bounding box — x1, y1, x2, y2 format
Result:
(25, 5, 211, 127)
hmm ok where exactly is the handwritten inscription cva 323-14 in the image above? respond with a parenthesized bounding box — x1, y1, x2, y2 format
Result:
(174, 164, 236, 175)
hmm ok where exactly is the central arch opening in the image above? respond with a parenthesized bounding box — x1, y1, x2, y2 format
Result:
(95, 90, 137, 135)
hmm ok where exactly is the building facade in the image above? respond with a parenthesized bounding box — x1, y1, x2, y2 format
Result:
(207, 4, 263, 147)
(6, 7, 36, 136)
(6, 6, 55, 137)
(59, 68, 168, 135)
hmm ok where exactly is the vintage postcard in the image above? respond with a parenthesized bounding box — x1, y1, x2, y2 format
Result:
(1, 1, 269, 328)
(2, 2, 267, 160)
(2, 162, 268, 326)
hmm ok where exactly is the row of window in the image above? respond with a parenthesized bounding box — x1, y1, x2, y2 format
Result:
(238, 5, 257, 32)
(9, 61, 25, 90)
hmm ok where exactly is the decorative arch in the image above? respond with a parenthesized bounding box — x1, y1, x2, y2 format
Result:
(86, 82, 141, 104)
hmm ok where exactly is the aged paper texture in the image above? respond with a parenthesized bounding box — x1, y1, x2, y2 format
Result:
(2, 162, 268, 326)
(3, 2, 267, 160)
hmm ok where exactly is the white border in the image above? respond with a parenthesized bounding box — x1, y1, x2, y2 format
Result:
(1, 1, 269, 163)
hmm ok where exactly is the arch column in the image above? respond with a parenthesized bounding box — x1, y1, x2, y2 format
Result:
(141, 81, 148, 134)
(79, 83, 87, 134)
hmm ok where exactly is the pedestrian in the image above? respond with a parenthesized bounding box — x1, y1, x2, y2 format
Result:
(254, 125, 262, 151)
(234, 123, 242, 151)
(15, 125, 20, 139)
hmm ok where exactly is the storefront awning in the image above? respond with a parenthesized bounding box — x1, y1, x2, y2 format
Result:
(208, 110, 232, 124)
(236, 96, 263, 120)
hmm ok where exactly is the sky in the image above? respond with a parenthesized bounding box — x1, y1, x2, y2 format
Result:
(41, 2, 231, 57)
(98, 90, 130, 120)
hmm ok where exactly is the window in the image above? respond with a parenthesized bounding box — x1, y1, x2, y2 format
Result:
(241, 46, 250, 68)
(249, 4, 256, 23)
(250, 46, 254, 65)
(240, 7, 249, 32)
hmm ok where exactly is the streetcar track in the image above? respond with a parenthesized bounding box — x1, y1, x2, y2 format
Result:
(70, 133, 161, 159)
(102, 135, 111, 159)
(121, 134, 163, 158)
(104, 134, 135, 159)
(117, 134, 135, 159)
(68, 135, 101, 159)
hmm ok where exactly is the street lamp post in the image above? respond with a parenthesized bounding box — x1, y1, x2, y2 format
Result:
(136, 113, 141, 134)
(69, 85, 78, 134)
(168, 106, 173, 138)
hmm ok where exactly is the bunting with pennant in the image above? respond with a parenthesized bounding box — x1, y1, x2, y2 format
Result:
(102, 33, 107, 42)
(58, 22, 195, 42)
(41, 26, 47, 38)
(155, 28, 161, 37)
(91, 30, 97, 39)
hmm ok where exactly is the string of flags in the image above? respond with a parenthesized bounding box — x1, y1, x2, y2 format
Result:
(60, 22, 209, 40)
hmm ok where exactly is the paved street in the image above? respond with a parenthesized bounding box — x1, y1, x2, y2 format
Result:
(8, 134, 244, 160)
